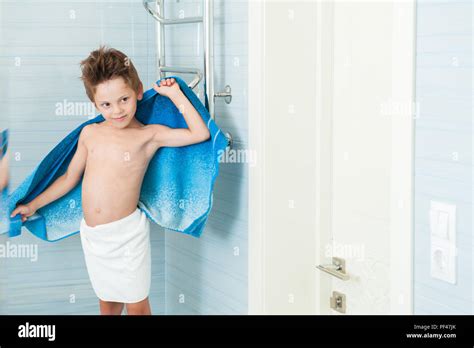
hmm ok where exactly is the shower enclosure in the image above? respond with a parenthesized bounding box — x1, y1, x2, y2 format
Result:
(0, 0, 248, 315)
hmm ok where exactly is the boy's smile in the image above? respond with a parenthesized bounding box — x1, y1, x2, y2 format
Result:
(94, 76, 143, 129)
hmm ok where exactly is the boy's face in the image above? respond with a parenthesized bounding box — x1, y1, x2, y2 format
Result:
(93, 76, 143, 129)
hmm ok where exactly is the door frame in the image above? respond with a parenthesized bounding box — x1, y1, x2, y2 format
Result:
(389, 0, 416, 314)
(314, 0, 336, 315)
(248, 0, 265, 315)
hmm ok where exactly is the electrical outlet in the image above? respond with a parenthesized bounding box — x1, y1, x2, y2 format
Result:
(429, 201, 456, 284)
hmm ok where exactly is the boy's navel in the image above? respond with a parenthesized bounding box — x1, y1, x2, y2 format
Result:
(95, 207, 101, 214)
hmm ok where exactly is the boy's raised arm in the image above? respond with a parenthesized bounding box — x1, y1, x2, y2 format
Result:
(151, 78, 210, 148)
(10, 127, 89, 222)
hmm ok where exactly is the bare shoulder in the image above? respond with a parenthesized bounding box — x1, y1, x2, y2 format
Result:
(144, 124, 164, 139)
(78, 124, 96, 147)
(141, 124, 164, 154)
(148, 124, 170, 137)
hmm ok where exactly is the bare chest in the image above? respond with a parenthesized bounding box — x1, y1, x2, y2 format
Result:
(86, 132, 150, 168)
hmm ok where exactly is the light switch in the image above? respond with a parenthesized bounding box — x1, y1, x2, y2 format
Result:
(429, 201, 456, 242)
(436, 211, 449, 239)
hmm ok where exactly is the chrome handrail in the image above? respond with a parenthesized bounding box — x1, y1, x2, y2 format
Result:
(203, 0, 214, 120)
(143, 0, 234, 148)
(160, 67, 202, 90)
(142, 0, 203, 90)
(143, 0, 203, 24)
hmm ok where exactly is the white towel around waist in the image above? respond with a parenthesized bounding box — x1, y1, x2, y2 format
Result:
(79, 208, 151, 303)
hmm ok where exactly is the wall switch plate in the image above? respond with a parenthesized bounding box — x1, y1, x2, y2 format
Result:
(429, 201, 456, 242)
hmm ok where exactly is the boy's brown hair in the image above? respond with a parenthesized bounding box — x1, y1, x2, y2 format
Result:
(80, 46, 142, 103)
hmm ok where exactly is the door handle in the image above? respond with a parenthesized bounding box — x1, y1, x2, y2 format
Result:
(316, 257, 350, 281)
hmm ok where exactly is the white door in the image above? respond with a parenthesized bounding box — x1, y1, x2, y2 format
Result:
(248, 0, 414, 315)
(315, 0, 415, 315)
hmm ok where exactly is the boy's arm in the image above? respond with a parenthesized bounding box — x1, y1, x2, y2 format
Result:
(11, 127, 89, 220)
(32, 128, 89, 210)
(152, 90, 211, 148)
(0, 150, 9, 191)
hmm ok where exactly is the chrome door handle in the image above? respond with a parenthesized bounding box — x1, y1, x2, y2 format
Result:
(316, 257, 350, 281)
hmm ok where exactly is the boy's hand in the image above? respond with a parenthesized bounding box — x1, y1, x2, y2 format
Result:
(153, 78, 181, 99)
(10, 203, 37, 223)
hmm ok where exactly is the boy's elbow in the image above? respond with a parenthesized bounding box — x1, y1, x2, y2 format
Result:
(190, 130, 209, 143)
(63, 172, 81, 189)
(199, 129, 210, 142)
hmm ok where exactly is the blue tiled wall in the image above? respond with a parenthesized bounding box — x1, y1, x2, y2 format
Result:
(414, 0, 473, 314)
(163, 0, 248, 314)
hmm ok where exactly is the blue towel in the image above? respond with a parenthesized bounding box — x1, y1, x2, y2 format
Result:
(0, 129, 9, 234)
(5, 76, 228, 241)
(0, 129, 8, 160)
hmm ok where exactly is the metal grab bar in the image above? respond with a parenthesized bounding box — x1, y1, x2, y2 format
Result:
(203, 0, 214, 119)
(143, 0, 203, 24)
(142, 0, 203, 91)
(160, 67, 202, 90)
(143, 0, 234, 148)
(203, 0, 232, 121)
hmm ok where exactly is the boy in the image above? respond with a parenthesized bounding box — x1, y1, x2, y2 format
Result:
(10, 46, 210, 315)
